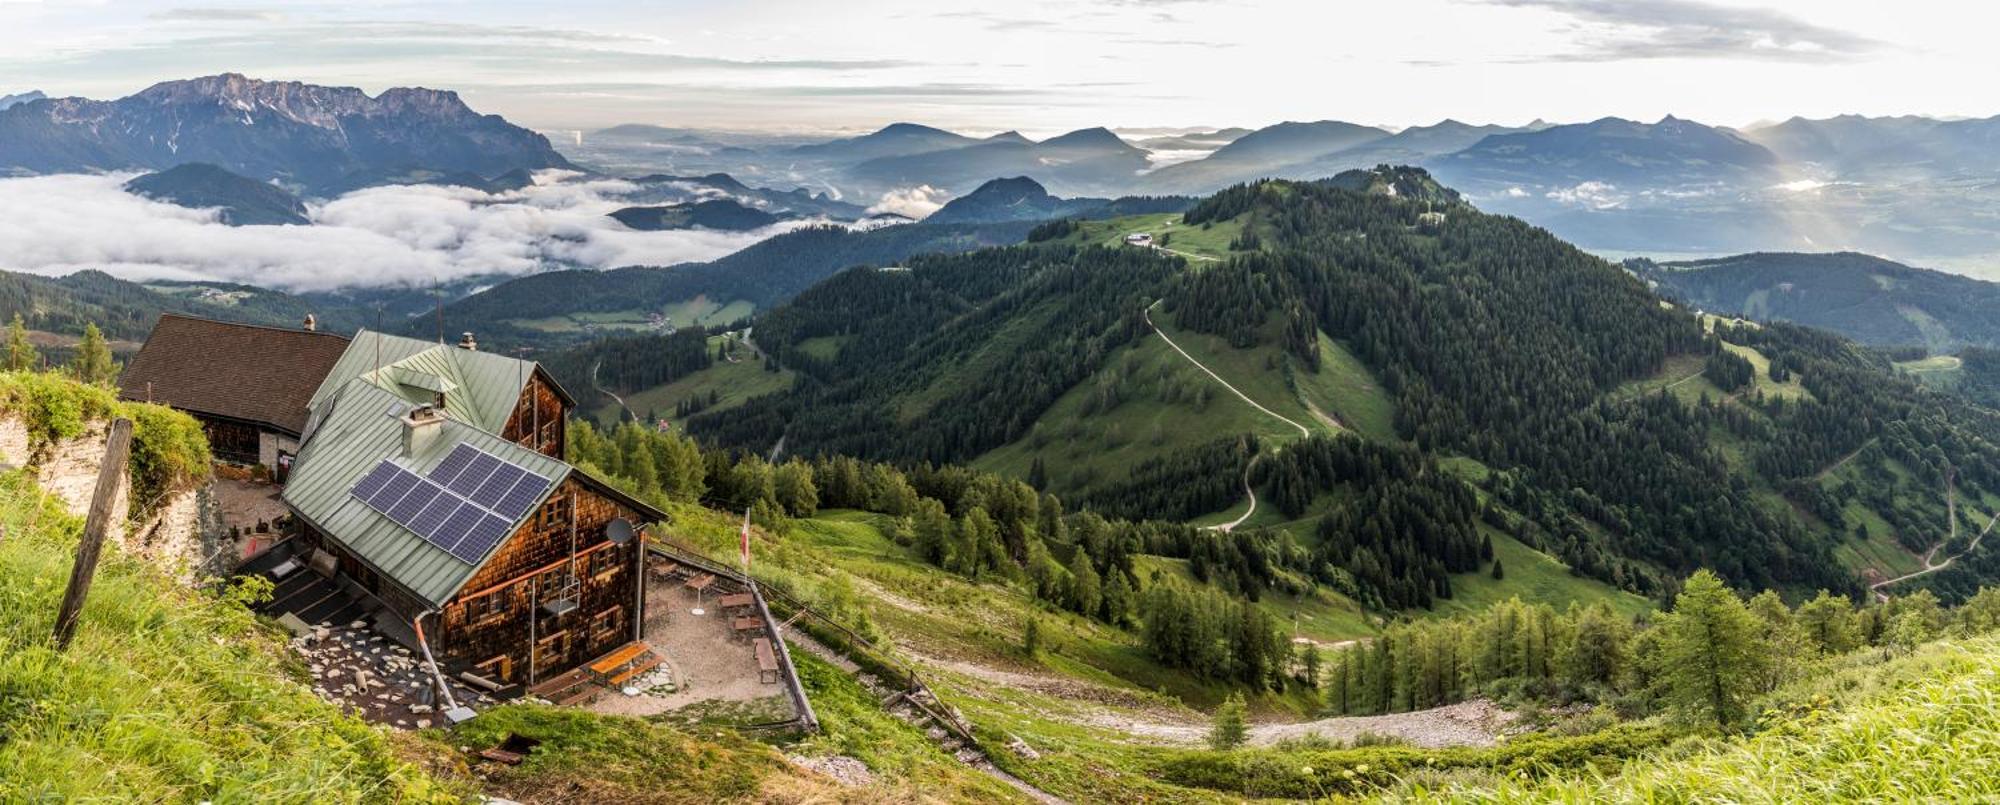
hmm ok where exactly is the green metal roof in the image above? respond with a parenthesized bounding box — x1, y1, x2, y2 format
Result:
(283, 379, 570, 607)
(308, 331, 549, 434)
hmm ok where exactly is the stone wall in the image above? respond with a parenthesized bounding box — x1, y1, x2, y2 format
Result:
(0, 416, 217, 583)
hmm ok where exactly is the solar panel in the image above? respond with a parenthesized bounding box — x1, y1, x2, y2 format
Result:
(410, 496, 461, 539)
(437, 504, 487, 549)
(386, 481, 440, 523)
(367, 468, 422, 510)
(451, 452, 503, 497)
(450, 512, 514, 562)
(427, 444, 479, 487)
(472, 464, 526, 506)
(494, 475, 547, 518)
(346, 443, 558, 566)
(350, 462, 398, 502)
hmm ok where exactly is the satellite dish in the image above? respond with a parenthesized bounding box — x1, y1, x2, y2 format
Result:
(606, 518, 635, 545)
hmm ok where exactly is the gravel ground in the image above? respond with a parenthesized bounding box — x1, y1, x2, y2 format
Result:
(587, 570, 782, 718)
(787, 754, 875, 787)
(1094, 698, 1517, 749)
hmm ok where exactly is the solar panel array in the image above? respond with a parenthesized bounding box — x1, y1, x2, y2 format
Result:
(349, 443, 556, 564)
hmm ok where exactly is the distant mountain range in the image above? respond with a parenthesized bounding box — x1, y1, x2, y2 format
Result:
(841, 126, 1151, 197)
(922, 176, 1194, 225)
(610, 199, 784, 232)
(123, 163, 310, 226)
(1634, 252, 2000, 353)
(0, 91, 44, 111)
(0, 74, 570, 193)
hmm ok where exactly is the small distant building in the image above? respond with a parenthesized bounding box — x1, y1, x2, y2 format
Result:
(1124, 232, 1154, 247)
(1417, 211, 1447, 230)
(117, 313, 351, 470)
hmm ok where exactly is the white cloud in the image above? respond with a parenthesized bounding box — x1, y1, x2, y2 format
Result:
(0, 171, 813, 292)
(1545, 180, 1626, 209)
(867, 185, 949, 219)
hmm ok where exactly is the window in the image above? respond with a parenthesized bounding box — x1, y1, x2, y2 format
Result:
(464, 588, 514, 625)
(540, 496, 570, 530)
(591, 606, 623, 643)
(475, 654, 514, 683)
(590, 545, 622, 579)
(535, 631, 570, 669)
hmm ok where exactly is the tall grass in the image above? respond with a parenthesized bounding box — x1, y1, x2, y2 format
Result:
(1396, 637, 2000, 802)
(0, 471, 458, 802)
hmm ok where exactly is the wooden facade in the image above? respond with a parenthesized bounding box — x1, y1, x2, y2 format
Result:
(434, 475, 648, 685)
(501, 369, 568, 460)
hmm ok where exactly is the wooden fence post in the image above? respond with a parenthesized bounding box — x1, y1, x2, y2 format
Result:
(51, 418, 133, 651)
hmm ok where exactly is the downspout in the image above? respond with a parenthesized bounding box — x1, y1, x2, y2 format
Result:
(412, 610, 461, 713)
(633, 527, 647, 643)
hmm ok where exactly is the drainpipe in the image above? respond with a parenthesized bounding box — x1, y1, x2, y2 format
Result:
(633, 527, 646, 643)
(412, 610, 467, 719)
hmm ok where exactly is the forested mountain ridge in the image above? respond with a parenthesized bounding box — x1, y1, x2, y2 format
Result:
(686, 168, 2000, 607)
(1633, 251, 2000, 353)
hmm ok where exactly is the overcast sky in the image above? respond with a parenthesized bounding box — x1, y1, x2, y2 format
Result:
(0, 0, 1988, 135)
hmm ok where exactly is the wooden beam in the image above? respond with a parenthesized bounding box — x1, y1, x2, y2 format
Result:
(51, 418, 133, 652)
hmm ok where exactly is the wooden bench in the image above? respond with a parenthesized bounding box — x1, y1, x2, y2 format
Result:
(753, 637, 780, 684)
(717, 592, 754, 612)
(607, 652, 664, 687)
(731, 616, 764, 641)
(589, 642, 649, 677)
(651, 561, 681, 581)
(684, 573, 716, 592)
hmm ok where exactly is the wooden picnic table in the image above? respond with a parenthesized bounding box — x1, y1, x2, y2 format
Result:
(717, 592, 754, 611)
(684, 573, 716, 592)
(731, 616, 763, 640)
(753, 637, 780, 684)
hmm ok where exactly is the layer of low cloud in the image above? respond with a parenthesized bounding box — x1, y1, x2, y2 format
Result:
(0, 171, 807, 293)
(1478, 0, 1883, 63)
(867, 185, 950, 219)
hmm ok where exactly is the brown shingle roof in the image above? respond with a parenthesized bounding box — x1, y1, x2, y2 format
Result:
(118, 314, 351, 436)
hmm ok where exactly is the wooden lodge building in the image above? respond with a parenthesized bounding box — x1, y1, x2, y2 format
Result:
(278, 329, 668, 689)
(117, 313, 351, 470)
(124, 314, 675, 695)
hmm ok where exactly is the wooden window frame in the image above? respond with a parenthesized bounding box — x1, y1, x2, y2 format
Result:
(590, 606, 623, 643)
(476, 654, 514, 683)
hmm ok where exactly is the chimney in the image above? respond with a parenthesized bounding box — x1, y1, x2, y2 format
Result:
(401, 405, 444, 457)
(457, 332, 477, 351)
(302, 313, 317, 332)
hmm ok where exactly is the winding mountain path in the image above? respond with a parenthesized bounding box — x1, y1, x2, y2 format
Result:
(590, 360, 636, 422)
(1143, 301, 1309, 439)
(1871, 470, 1997, 601)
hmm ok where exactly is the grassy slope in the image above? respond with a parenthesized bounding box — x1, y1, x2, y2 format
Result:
(591, 335, 795, 425)
(1430, 530, 1654, 621)
(1401, 635, 2000, 802)
(1066, 213, 1245, 261)
(0, 471, 461, 801)
(506, 297, 755, 335)
(1898, 355, 1963, 392)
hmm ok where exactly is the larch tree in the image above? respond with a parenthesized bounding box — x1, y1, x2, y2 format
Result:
(73, 323, 117, 386)
(1653, 569, 1769, 728)
(5, 314, 36, 372)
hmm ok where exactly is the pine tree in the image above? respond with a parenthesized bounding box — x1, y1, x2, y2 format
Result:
(1027, 456, 1048, 491)
(72, 323, 116, 385)
(1208, 692, 1248, 750)
(1653, 570, 1768, 727)
(1490, 558, 1505, 580)
(5, 314, 36, 372)
(1022, 616, 1043, 658)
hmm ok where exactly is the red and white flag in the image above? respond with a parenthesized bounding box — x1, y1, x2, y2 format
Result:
(739, 507, 753, 571)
